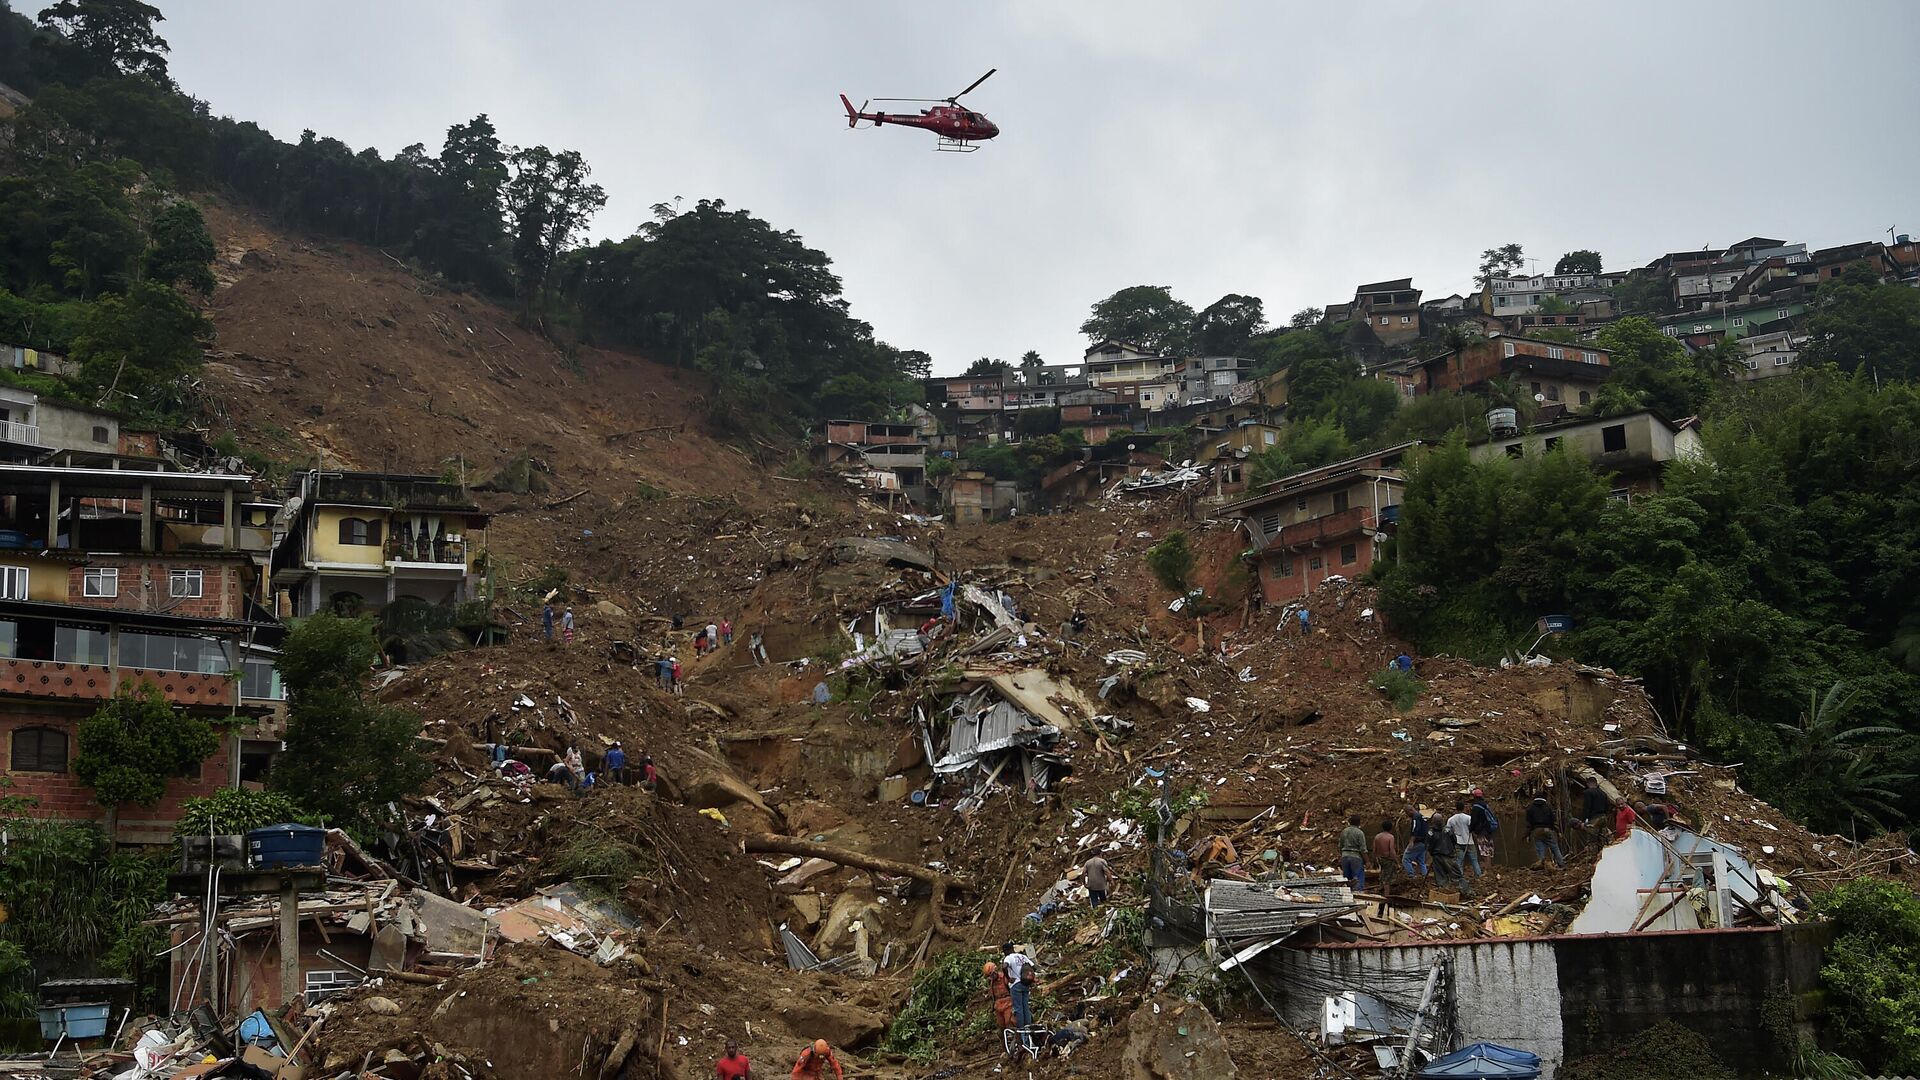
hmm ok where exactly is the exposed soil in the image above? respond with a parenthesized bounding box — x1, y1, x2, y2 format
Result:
(191, 201, 1914, 1078)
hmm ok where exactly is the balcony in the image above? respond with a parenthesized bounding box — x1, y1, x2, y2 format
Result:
(0, 419, 40, 445)
(384, 536, 468, 573)
(1273, 506, 1374, 551)
(0, 657, 234, 707)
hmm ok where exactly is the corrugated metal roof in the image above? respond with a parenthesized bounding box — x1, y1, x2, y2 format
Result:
(934, 700, 1058, 773)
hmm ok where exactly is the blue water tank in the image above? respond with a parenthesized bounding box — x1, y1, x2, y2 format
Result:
(246, 823, 326, 869)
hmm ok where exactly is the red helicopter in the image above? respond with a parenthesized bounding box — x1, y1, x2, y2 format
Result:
(840, 69, 1000, 152)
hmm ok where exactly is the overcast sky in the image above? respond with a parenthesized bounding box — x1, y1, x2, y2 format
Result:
(149, 1, 1918, 375)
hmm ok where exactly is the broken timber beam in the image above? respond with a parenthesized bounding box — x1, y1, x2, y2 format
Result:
(1572, 765, 1628, 807)
(743, 834, 973, 939)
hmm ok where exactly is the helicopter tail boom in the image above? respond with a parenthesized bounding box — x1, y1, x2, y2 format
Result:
(839, 94, 860, 128)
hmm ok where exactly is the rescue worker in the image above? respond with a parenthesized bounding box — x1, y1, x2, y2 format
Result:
(984, 961, 1015, 1029)
(789, 1039, 841, 1079)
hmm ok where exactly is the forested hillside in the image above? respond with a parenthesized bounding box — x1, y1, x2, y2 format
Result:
(0, 0, 922, 432)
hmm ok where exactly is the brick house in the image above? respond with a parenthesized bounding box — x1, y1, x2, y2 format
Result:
(812, 420, 929, 506)
(1350, 279, 1424, 347)
(0, 464, 275, 842)
(1415, 335, 1612, 411)
(1216, 443, 1420, 604)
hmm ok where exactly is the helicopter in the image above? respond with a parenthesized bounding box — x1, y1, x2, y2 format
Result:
(840, 69, 1000, 152)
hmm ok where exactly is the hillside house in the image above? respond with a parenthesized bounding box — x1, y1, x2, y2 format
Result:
(1487, 272, 1602, 318)
(0, 388, 133, 464)
(0, 464, 277, 841)
(946, 470, 1022, 525)
(271, 472, 488, 618)
(1216, 443, 1419, 604)
(1350, 279, 1423, 347)
(1415, 335, 1612, 409)
(928, 372, 1006, 413)
(1469, 410, 1703, 499)
(812, 420, 929, 506)
(1179, 355, 1255, 404)
(1736, 331, 1804, 381)
(1083, 340, 1178, 388)
(1201, 423, 1284, 500)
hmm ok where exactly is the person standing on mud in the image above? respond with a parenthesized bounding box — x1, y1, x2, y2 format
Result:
(1339, 815, 1368, 892)
(720, 618, 733, 647)
(983, 963, 1015, 1030)
(562, 605, 575, 644)
(714, 1038, 752, 1079)
(749, 629, 767, 665)
(1298, 607, 1311, 636)
(542, 601, 555, 643)
(671, 657, 684, 696)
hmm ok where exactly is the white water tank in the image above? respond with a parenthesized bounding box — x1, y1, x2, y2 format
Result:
(1487, 407, 1519, 437)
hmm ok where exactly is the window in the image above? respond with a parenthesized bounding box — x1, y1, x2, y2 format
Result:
(1295, 498, 1307, 512)
(337, 518, 382, 546)
(91, 425, 109, 444)
(305, 970, 361, 1004)
(10, 727, 67, 773)
(0, 619, 14, 657)
(1601, 424, 1627, 452)
(1273, 557, 1292, 578)
(54, 624, 108, 665)
(1262, 431, 1276, 446)
(1546, 385, 1561, 402)
(1503, 342, 1516, 358)
(1308, 555, 1323, 570)
(1547, 346, 1565, 360)
(1260, 513, 1282, 536)
(1400, 315, 1411, 324)
(0, 566, 24, 601)
(1776, 308, 1790, 320)
(1578, 390, 1591, 406)
(1332, 491, 1349, 513)
(1505, 444, 1524, 459)
(1745, 359, 1760, 371)
(82, 568, 117, 598)
(1731, 316, 1744, 327)
(169, 569, 203, 599)
(1662, 326, 1680, 337)
(120, 631, 230, 674)
(242, 658, 284, 700)
(1530, 381, 1542, 396)
(1774, 356, 1792, 367)
(1340, 543, 1357, 565)
(1581, 351, 1598, 364)
(1377, 316, 1389, 326)
(1141, 392, 1154, 402)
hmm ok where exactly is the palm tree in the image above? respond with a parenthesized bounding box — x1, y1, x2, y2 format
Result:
(1483, 374, 1540, 426)
(1773, 681, 1914, 835)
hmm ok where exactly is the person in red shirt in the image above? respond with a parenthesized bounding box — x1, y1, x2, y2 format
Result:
(715, 1039, 752, 1079)
(1613, 801, 1639, 840)
(790, 1039, 841, 1079)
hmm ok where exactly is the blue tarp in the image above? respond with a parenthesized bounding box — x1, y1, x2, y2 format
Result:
(1416, 1042, 1542, 1079)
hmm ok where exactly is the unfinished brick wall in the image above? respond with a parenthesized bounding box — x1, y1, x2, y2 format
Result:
(1, 711, 233, 837)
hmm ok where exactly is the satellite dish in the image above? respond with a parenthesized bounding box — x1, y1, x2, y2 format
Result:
(1534, 393, 1547, 403)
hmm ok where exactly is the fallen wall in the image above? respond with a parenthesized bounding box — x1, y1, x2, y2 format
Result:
(1264, 925, 1827, 1078)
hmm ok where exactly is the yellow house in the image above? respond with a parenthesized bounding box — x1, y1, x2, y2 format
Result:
(270, 472, 488, 616)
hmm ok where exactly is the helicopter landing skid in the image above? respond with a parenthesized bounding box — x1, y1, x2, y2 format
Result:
(935, 136, 980, 153)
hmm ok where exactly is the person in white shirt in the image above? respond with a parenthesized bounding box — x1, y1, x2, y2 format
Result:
(1001, 943, 1034, 1027)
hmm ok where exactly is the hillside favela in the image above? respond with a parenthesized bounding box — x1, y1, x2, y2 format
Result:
(0, 3, 1916, 1078)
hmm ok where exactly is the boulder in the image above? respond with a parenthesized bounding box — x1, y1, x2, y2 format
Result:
(1120, 996, 1236, 1080)
(364, 996, 403, 1016)
(778, 999, 886, 1050)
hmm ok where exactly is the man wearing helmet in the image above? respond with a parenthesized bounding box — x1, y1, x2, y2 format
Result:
(790, 1039, 842, 1079)
(983, 961, 1015, 1029)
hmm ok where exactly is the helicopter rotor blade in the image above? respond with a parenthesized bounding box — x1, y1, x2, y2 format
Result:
(949, 68, 996, 103)
(870, 97, 943, 103)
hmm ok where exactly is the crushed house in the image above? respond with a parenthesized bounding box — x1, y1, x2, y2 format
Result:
(272, 471, 489, 617)
(812, 420, 929, 507)
(0, 463, 281, 841)
(1216, 444, 1417, 604)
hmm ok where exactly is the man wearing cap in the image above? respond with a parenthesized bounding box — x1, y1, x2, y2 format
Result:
(790, 1039, 842, 1079)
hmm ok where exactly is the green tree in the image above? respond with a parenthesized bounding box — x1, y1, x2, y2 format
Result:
(1800, 264, 1920, 381)
(411, 114, 514, 293)
(143, 199, 215, 295)
(1017, 349, 1043, 384)
(1591, 316, 1714, 418)
(269, 613, 431, 832)
(1815, 878, 1920, 1075)
(1249, 416, 1351, 487)
(1475, 242, 1524, 288)
(1765, 682, 1913, 834)
(174, 788, 311, 839)
(1609, 269, 1673, 316)
(69, 279, 211, 416)
(1146, 530, 1196, 593)
(503, 144, 606, 315)
(963, 357, 1009, 376)
(1190, 293, 1266, 356)
(1554, 250, 1602, 275)
(74, 685, 218, 837)
(1080, 285, 1194, 355)
(36, 0, 169, 83)
(1288, 307, 1324, 330)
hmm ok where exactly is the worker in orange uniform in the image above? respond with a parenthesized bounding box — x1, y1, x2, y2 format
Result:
(790, 1039, 842, 1079)
(983, 961, 1015, 1029)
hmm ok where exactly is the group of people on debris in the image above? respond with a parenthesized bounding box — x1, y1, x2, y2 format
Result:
(541, 601, 575, 644)
(529, 740, 656, 794)
(1339, 780, 1666, 895)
